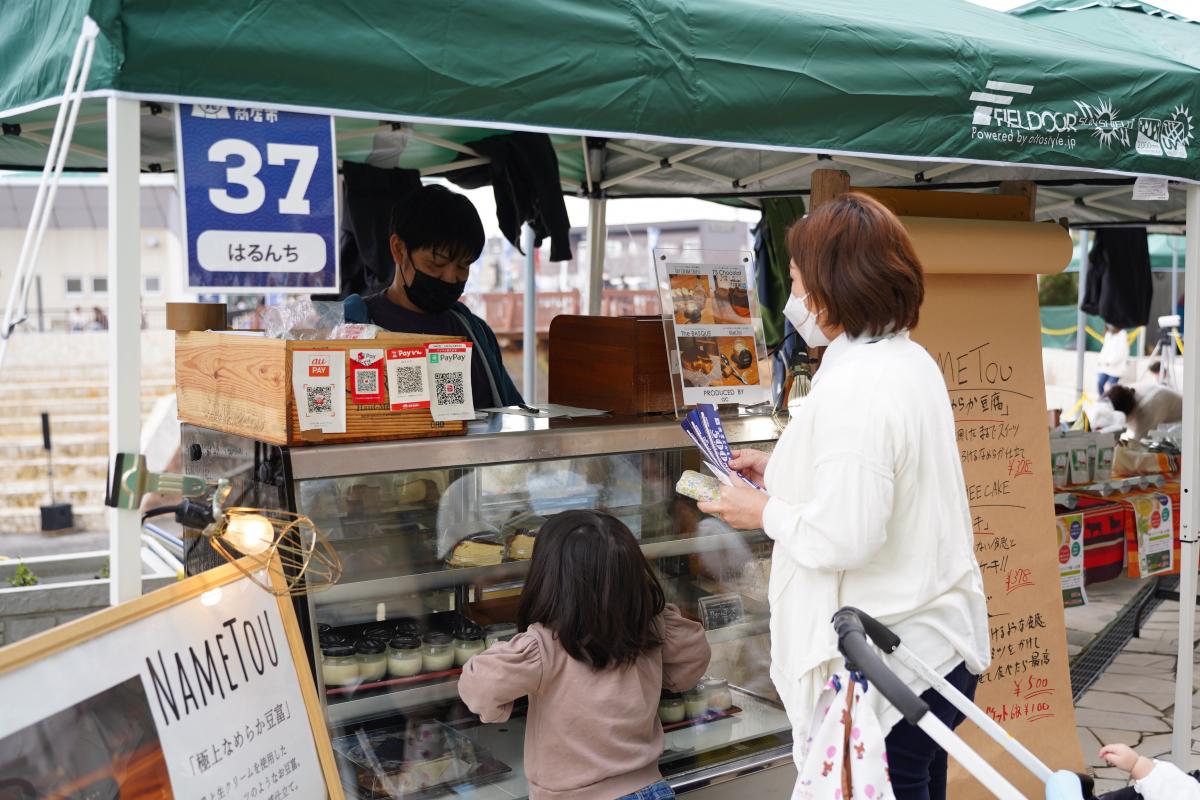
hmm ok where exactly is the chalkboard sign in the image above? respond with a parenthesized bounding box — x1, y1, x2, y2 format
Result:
(699, 592, 745, 630)
(0, 558, 343, 800)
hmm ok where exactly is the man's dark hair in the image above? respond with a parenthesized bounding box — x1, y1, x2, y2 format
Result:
(518, 510, 665, 670)
(391, 184, 485, 264)
(1105, 383, 1137, 415)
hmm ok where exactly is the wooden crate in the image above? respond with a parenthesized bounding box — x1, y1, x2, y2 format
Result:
(176, 331, 466, 446)
(548, 315, 674, 415)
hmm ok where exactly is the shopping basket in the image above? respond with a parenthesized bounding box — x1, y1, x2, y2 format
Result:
(832, 607, 1087, 800)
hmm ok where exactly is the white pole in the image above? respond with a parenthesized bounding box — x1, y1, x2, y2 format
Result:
(107, 96, 142, 605)
(1172, 236, 1180, 314)
(1173, 184, 1200, 767)
(587, 196, 607, 316)
(522, 224, 536, 402)
(1075, 229, 1090, 402)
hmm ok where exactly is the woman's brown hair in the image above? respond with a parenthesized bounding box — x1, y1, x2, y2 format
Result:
(518, 510, 665, 670)
(786, 192, 924, 338)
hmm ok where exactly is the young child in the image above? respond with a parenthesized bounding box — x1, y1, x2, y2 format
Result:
(458, 510, 711, 800)
(1097, 743, 1200, 799)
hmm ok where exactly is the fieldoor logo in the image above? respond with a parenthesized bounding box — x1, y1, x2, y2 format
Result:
(969, 79, 1078, 151)
(971, 80, 1035, 126)
(969, 78, 1190, 160)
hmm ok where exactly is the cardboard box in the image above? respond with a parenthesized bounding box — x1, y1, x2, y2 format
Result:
(175, 331, 466, 446)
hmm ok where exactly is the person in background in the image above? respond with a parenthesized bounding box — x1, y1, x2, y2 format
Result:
(1095, 742, 1200, 799)
(459, 510, 711, 800)
(90, 306, 108, 331)
(1096, 324, 1127, 395)
(1104, 381, 1182, 441)
(343, 184, 522, 409)
(698, 193, 989, 800)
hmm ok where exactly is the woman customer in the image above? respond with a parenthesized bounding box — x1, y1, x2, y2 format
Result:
(459, 510, 710, 800)
(699, 193, 989, 800)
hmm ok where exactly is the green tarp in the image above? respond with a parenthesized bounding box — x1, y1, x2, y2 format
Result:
(1040, 305, 1109, 351)
(1, 0, 1199, 184)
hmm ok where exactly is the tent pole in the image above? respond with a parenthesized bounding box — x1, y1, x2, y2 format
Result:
(522, 224, 536, 402)
(1172, 237, 1179, 313)
(106, 96, 142, 605)
(586, 197, 607, 315)
(1075, 229, 1090, 403)
(1172, 184, 1200, 767)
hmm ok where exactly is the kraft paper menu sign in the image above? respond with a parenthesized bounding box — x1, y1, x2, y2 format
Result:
(913, 273, 1082, 796)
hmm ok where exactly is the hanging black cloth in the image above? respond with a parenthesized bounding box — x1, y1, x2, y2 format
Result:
(338, 161, 422, 298)
(449, 132, 572, 261)
(1080, 228, 1153, 330)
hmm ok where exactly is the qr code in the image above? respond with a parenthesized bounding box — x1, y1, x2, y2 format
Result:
(435, 371, 465, 406)
(306, 385, 333, 414)
(355, 368, 379, 396)
(393, 365, 424, 395)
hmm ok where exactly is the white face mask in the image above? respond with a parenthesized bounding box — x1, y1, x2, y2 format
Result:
(783, 292, 831, 347)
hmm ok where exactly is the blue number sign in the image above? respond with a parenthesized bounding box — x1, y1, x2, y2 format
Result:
(177, 104, 339, 292)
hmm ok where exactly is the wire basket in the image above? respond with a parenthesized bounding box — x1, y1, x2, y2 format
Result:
(204, 507, 343, 596)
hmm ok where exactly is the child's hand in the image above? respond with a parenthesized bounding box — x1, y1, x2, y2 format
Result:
(1099, 744, 1139, 772)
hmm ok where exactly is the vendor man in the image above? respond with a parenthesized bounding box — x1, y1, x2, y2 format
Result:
(345, 184, 522, 409)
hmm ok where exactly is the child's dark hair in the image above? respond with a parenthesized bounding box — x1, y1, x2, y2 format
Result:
(391, 184, 485, 264)
(518, 510, 665, 670)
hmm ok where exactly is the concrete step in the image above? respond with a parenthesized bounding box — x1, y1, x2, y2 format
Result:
(0, 378, 176, 398)
(0, 435, 107, 459)
(0, 457, 108, 482)
(0, 504, 105, 534)
(0, 397, 161, 417)
(0, 414, 109, 436)
(0, 482, 102, 508)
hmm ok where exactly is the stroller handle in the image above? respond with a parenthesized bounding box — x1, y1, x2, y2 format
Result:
(832, 607, 929, 726)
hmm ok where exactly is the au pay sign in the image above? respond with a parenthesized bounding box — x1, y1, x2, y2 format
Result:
(178, 104, 339, 292)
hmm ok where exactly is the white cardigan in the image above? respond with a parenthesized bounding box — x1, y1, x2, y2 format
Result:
(762, 331, 990, 744)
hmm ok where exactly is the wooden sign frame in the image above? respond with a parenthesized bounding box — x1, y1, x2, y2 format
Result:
(0, 557, 344, 800)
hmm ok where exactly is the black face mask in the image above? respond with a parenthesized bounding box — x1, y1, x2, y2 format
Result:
(404, 257, 466, 314)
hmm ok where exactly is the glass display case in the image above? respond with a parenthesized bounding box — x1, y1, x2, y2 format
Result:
(182, 414, 792, 799)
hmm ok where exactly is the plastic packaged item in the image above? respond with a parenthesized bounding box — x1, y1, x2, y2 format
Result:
(322, 644, 359, 686)
(676, 470, 721, 503)
(356, 639, 388, 682)
(263, 296, 346, 339)
(329, 322, 380, 340)
(387, 635, 424, 677)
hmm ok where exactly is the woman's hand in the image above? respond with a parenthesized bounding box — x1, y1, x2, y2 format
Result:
(728, 449, 770, 485)
(698, 483, 769, 531)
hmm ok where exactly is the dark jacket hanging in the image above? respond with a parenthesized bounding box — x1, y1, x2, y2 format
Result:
(338, 161, 422, 298)
(449, 132, 573, 262)
(1080, 229, 1153, 330)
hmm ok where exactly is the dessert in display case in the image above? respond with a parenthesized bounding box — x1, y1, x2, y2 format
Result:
(182, 414, 793, 798)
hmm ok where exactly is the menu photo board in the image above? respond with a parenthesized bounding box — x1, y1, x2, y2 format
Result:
(0, 558, 342, 800)
(652, 249, 770, 410)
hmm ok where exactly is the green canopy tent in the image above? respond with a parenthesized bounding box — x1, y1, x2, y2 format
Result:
(1012, 0, 1200, 767)
(1, 10, 1198, 772)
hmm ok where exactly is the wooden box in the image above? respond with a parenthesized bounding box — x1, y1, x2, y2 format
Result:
(548, 315, 674, 415)
(175, 331, 466, 446)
